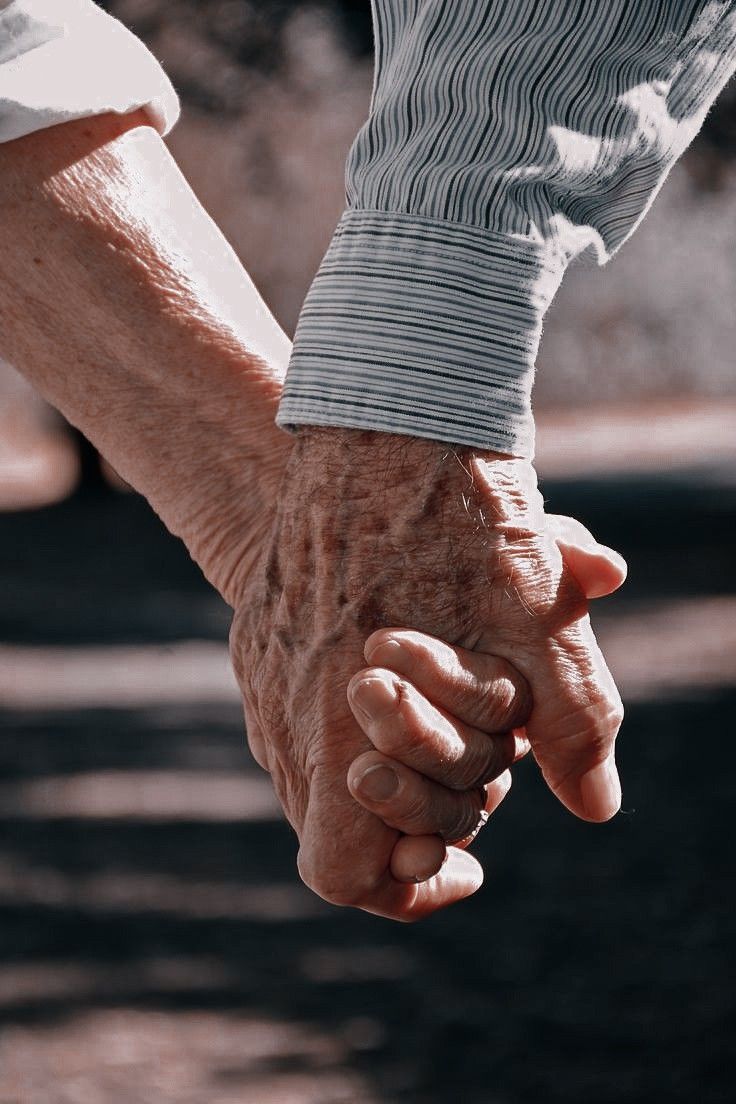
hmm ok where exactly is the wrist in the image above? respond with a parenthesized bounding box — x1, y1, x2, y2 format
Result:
(293, 424, 514, 474)
(132, 343, 289, 604)
(292, 425, 540, 523)
(0, 113, 292, 602)
(270, 426, 553, 651)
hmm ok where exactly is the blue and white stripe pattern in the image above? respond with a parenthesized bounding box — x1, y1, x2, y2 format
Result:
(277, 1, 736, 456)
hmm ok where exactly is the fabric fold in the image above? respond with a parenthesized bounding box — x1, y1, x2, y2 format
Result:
(0, 0, 179, 142)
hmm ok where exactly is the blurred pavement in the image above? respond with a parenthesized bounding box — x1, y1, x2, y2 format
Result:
(1, 416, 735, 1103)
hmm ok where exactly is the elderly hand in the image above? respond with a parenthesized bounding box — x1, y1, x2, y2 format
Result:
(346, 510, 626, 870)
(2, 116, 624, 921)
(229, 508, 532, 920)
(229, 426, 626, 919)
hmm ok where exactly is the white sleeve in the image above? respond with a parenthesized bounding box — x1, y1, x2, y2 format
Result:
(0, 0, 179, 144)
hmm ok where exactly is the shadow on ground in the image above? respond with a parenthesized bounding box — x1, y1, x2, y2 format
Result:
(0, 475, 734, 1103)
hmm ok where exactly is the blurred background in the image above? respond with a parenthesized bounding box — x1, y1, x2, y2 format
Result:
(1, 2, 735, 1101)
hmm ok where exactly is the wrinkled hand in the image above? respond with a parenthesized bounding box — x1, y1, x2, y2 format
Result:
(346, 510, 626, 874)
(346, 633, 533, 884)
(229, 426, 626, 919)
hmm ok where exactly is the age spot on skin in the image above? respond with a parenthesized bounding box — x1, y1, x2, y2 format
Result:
(322, 532, 347, 556)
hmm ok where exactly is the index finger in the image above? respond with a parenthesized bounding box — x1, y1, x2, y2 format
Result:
(364, 628, 532, 733)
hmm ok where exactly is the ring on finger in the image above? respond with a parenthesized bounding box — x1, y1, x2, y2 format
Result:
(447, 787, 490, 846)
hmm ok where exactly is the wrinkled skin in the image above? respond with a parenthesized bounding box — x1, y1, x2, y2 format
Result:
(230, 427, 624, 919)
(0, 114, 622, 922)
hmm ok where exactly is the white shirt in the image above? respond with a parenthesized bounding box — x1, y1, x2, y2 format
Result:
(0, 0, 178, 142)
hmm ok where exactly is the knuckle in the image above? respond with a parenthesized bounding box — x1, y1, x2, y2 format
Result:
(503, 674, 534, 727)
(246, 731, 270, 772)
(398, 791, 433, 832)
(550, 691, 624, 761)
(447, 751, 487, 792)
(367, 718, 404, 757)
(297, 852, 366, 909)
(483, 669, 530, 729)
(478, 689, 515, 731)
(606, 699, 625, 733)
(369, 710, 427, 761)
(588, 685, 625, 738)
(450, 735, 508, 790)
(322, 885, 363, 909)
(445, 796, 483, 844)
(457, 658, 531, 733)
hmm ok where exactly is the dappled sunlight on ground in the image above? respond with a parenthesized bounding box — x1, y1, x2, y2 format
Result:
(535, 399, 736, 478)
(0, 642, 239, 710)
(0, 1009, 383, 1103)
(0, 463, 734, 1101)
(0, 769, 280, 822)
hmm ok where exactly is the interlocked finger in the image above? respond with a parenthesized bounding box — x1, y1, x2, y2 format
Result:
(549, 514, 627, 599)
(347, 749, 508, 843)
(363, 629, 532, 733)
(348, 669, 525, 791)
(297, 762, 485, 919)
(389, 834, 447, 884)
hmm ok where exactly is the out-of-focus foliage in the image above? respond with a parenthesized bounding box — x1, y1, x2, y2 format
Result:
(100, 1, 372, 112)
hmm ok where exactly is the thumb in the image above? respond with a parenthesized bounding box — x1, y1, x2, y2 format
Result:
(526, 622, 624, 823)
(549, 514, 627, 599)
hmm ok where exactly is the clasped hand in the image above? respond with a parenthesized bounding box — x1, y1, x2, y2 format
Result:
(227, 427, 626, 921)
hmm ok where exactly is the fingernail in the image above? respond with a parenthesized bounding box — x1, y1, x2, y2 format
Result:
(351, 677, 398, 720)
(580, 758, 622, 821)
(498, 770, 512, 796)
(365, 637, 404, 665)
(356, 764, 400, 801)
(414, 850, 449, 882)
(604, 546, 628, 574)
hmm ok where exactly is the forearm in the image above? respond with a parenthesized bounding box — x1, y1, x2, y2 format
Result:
(0, 111, 292, 603)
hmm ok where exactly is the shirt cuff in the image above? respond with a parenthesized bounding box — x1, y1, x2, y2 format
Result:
(276, 209, 565, 459)
(0, 0, 180, 144)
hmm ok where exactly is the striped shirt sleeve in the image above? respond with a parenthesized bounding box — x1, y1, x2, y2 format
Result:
(277, 1, 736, 458)
(0, 0, 179, 144)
